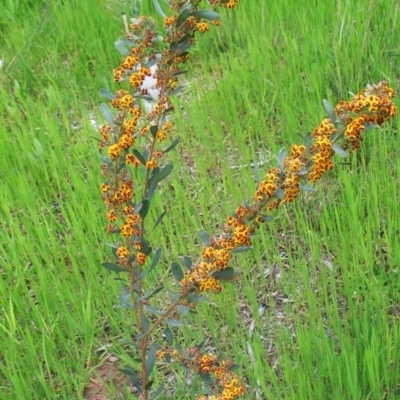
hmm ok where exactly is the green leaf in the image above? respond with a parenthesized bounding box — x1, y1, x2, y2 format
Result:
(140, 237, 152, 256)
(152, 211, 166, 231)
(139, 286, 163, 301)
(171, 261, 184, 284)
(199, 372, 213, 384)
(114, 39, 129, 56)
(169, 85, 183, 97)
(146, 380, 154, 390)
(152, 36, 164, 43)
(150, 384, 165, 400)
(164, 328, 173, 345)
(172, 70, 187, 77)
(144, 305, 166, 316)
(333, 143, 348, 157)
(102, 262, 125, 272)
(139, 199, 150, 219)
(146, 187, 157, 201)
(197, 340, 206, 350)
(199, 230, 210, 246)
(166, 319, 184, 327)
(300, 185, 317, 192)
(190, 10, 220, 21)
(99, 88, 116, 100)
(212, 267, 235, 280)
(231, 246, 253, 254)
(155, 163, 173, 184)
(141, 316, 150, 333)
(304, 132, 312, 155)
(146, 343, 159, 379)
(363, 123, 380, 132)
(131, 149, 146, 165)
(188, 294, 205, 303)
(147, 247, 161, 271)
(133, 202, 143, 214)
(164, 137, 181, 153)
(259, 215, 274, 223)
(120, 366, 141, 393)
(298, 166, 308, 175)
(119, 338, 138, 347)
(100, 103, 114, 125)
(274, 188, 285, 200)
(183, 256, 192, 271)
(150, 125, 158, 138)
(177, 305, 189, 316)
(177, 8, 191, 26)
(323, 99, 337, 125)
(276, 148, 288, 171)
(152, 0, 166, 17)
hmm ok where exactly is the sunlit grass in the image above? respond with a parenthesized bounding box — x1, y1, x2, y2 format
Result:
(0, 0, 399, 398)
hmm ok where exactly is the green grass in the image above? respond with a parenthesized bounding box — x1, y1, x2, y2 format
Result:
(1, 0, 399, 399)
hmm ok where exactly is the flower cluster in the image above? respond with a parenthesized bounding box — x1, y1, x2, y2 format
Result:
(180, 82, 396, 295)
(335, 81, 397, 152)
(195, 354, 245, 400)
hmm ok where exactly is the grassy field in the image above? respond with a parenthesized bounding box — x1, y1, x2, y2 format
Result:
(1, 0, 399, 399)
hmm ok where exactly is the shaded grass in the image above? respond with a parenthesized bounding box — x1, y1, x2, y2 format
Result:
(0, 0, 399, 399)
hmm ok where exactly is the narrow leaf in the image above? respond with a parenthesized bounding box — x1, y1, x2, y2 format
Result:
(323, 99, 337, 125)
(171, 261, 184, 284)
(300, 185, 317, 192)
(304, 131, 312, 155)
(169, 85, 183, 97)
(259, 215, 274, 223)
(139, 199, 150, 219)
(102, 262, 125, 272)
(231, 246, 253, 254)
(146, 380, 154, 390)
(150, 247, 162, 270)
(172, 70, 187, 77)
(166, 319, 184, 327)
(99, 88, 116, 100)
(333, 143, 348, 157)
(199, 230, 210, 246)
(190, 10, 220, 21)
(155, 163, 173, 184)
(141, 316, 150, 333)
(131, 149, 146, 165)
(150, 384, 165, 400)
(150, 125, 158, 138)
(164, 328, 173, 345)
(177, 8, 191, 26)
(100, 103, 114, 125)
(274, 188, 285, 200)
(139, 286, 163, 301)
(276, 148, 288, 171)
(146, 343, 159, 379)
(212, 267, 235, 280)
(133, 202, 143, 214)
(298, 166, 308, 176)
(199, 372, 213, 384)
(152, 211, 166, 231)
(177, 305, 189, 316)
(145, 305, 166, 316)
(114, 40, 129, 56)
(152, 0, 167, 17)
(164, 137, 181, 153)
(183, 256, 192, 271)
(120, 366, 141, 393)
